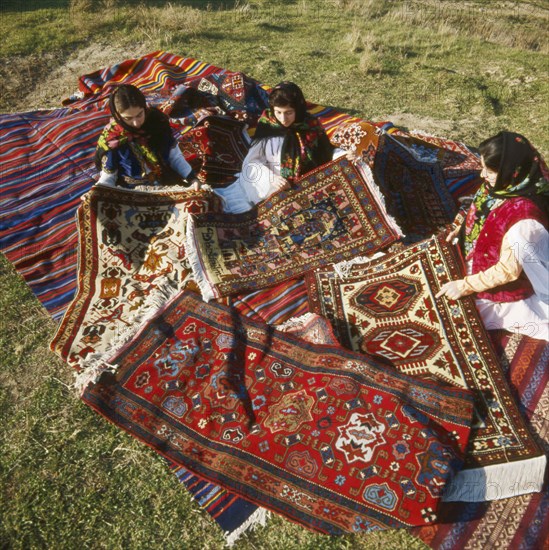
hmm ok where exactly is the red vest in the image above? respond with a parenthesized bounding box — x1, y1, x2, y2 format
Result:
(471, 197, 547, 302)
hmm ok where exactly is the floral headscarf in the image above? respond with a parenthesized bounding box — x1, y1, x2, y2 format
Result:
(463, 132, 549, 257)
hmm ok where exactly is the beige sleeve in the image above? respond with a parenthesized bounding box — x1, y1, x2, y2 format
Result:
(462, 232, 522, 293)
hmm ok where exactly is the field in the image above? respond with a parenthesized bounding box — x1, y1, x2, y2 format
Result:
(1, 1, 548, 548)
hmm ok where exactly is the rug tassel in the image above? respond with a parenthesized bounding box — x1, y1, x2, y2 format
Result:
(74, 361, 118, 395)
(224, 507, 271, 547)
(72, 279, 182, 393)
(332, 251, 386, 278)
(443, 454, 547, 502)
(185, 214, 216, 302)
(356, 161, 404, 239)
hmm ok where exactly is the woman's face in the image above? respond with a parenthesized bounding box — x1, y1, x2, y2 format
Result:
(273, 105, 296, 127)
(480, 156, 498, 187)
(119, 106, 146, 129)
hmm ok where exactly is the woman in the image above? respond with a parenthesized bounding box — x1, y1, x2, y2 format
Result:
(436, 131, 549, 341)
(214, 81, 346, 213)
(95, 84, 201, 189)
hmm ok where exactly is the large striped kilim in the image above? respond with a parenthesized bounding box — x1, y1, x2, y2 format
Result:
(1, 51, 543, 547)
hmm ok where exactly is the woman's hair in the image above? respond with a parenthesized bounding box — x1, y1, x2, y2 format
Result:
(269, 81, 307, 122)
(478, 131, 538, 191)
(110, 84, 147, 118)
(478, 133, 504, 173)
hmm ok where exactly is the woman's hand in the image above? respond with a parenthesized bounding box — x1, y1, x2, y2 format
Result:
(189, 178, 202, 191)
(435, 279, 470, 300)
(345, 149, 361, 163)
(272, 175, 290, 191)
(445, 225, 461, 244)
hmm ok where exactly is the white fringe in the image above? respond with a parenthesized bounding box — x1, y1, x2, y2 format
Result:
(355, 161, 405, 239)
(185, 214, 216, 302)
(74, 361, 118, 395)
(224, 507, 270, 547)
(72, 279, 181, 394)
(443, 454, 547, 502)
(332, 251, 386, 278)
(276, 312, 317, 331)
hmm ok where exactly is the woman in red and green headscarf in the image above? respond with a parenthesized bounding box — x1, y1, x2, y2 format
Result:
(214, 81, 344, 213)
(95, 84, 201, 189)
(437, 131, 549, 340)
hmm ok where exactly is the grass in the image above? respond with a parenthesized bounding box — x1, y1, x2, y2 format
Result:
(1, 0, 548, 548)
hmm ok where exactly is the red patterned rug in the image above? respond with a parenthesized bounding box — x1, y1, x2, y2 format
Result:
(50, 185, 220, 381)
(306, 236, 546, 502)
(186, 157, 402, 301)
(82, 290, 475, 534)
(178, 115, 250, 186)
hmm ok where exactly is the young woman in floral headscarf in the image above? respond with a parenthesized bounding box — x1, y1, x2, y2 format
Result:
(436, 131, 549, 340)
(95, 84, 201, 189)
(214, 81, 346, 212)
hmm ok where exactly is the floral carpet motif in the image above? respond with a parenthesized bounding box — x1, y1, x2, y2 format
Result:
(186, 157, 402, 301)
(82, 291, 474, 534)
(306, 236, 546, 501)
(50, 185, 220, 375)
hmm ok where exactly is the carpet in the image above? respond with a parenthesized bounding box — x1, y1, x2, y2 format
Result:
(0, 50, 513, 544)
(412, 332, 549, 549)
(50, 185, 221, 383)
(82, 290, 475, 534)
(372, 133, 460, 242)
(186, 157, 403, 301)
(306, 236, 546, 501)
(178, 115, 251, 186)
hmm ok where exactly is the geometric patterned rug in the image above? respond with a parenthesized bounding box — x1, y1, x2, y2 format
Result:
(49, 185, 221, 385)
(412, 332, 549, 549)
(372, 133, 460, 242)
(306, 236, 546, 501)
(186, 157, 403, 301)
(82, 290, 475, 534)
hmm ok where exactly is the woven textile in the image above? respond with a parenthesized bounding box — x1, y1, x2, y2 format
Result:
(412, 332, 549, 549)
(228, 278, 310, 325)
(82, 290, 474, 534)
(331, 120, 382, 167)
(373, 133, 459, 242)
(178, 116, 250, 186)
(186, 158, 402, 301)
(50, 185, 220, 376)
(306, 236, 546, 501)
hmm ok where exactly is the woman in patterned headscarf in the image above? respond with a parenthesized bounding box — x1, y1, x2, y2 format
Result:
(95, 84, 201, 189)
(214, 81, 346, 213)
(437, 131, 549, 340)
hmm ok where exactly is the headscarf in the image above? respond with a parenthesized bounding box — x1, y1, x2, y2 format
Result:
(95, 85, 177, 183)
(463, 132, 549, 257)
(252, 82, 334, 181)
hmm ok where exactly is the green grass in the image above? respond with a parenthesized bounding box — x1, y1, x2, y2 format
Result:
(1, 1, 548, 548)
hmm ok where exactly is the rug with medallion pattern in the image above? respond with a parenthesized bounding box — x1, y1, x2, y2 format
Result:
(306, 236, 546, 502)
(82, 290, 475, 534)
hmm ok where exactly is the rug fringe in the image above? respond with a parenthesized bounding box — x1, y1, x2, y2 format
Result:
(73, 279, 181, 393)
(443, 453, 547, 502)
(224, 507, 270, 547)
(185, 214, 216, 302)
(74, 361, 118, 395)
(355, 161, 405, 239)
(276, 312, 316, 331)
(332, 251, 386, 278)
